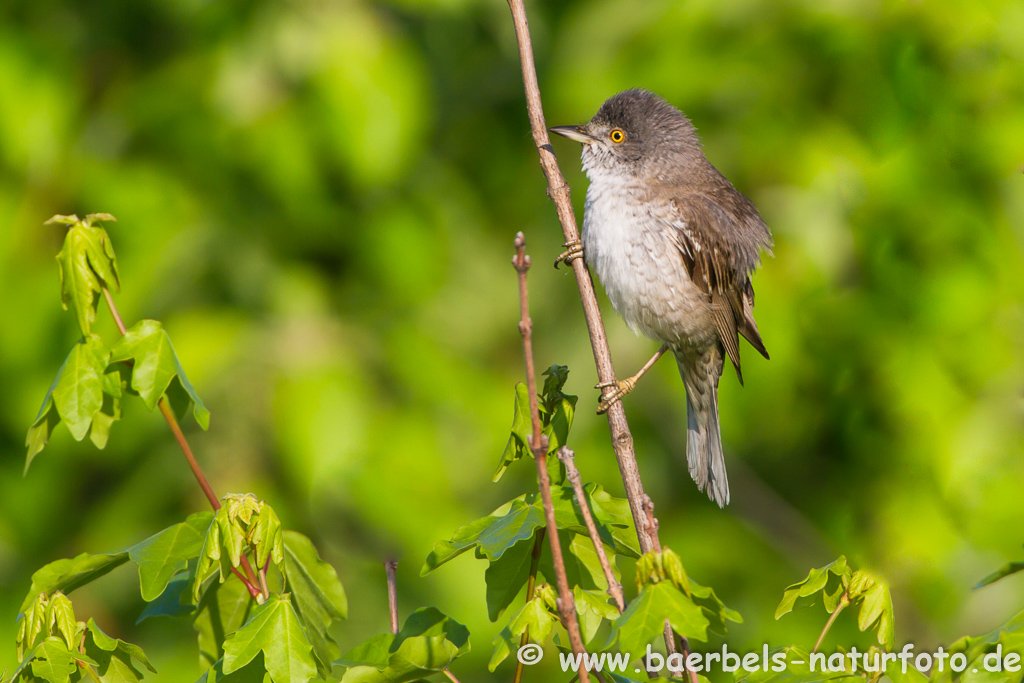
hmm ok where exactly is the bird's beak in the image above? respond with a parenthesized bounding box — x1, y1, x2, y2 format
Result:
(549, 125, 595, 144)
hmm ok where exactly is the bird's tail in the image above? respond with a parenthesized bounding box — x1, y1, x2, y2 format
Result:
(677, 346, 729, 507)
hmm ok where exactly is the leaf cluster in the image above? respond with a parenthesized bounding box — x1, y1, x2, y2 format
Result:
(776, 556, 894, 650)
(336, 608, 470, 682)
(11, 591, 155, 683)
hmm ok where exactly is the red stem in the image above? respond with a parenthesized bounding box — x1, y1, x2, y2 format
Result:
(101, 287, 261, 599)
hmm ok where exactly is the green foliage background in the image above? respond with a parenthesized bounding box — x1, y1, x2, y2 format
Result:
(1, 0, 1023, 679)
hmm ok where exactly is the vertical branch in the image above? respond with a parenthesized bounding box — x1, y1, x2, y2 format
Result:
(513, 233, 591, 683)
(504, 0, 654, 555)
(557, 447, 625, 613)
(513, 529, 546, 683)
(100, 287, 262, 599)
(385, 560, 400, 635)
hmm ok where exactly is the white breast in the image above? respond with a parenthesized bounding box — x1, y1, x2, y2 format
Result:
(581, 166, 715, 347)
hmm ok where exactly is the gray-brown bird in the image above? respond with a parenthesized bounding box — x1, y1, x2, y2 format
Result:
(551, 89, 772, 507)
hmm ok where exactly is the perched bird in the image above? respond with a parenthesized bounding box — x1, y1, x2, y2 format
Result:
(551, 89, 772, 507)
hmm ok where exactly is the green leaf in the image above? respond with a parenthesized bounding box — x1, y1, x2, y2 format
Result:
(196, 655, 267, 683)
(574, 587, 619, 645)
(129, 512, 213, 602)
(610, 582, 709, 655)
(488, 591, 560, 671)
(137, 574, 194, 623)
(733, 645, 861, 682)
(109, 319, 210, 428)
(223, 594, 317, 683)
(975, 561, 1024, 589)
(423, 498, 545, 574)
(83, 618, 157, 681)
(494, 383, 532, 482)
(52, 335, 109, 441)
(29, 637, 78, 683)
(89, 393, 121, 450)
(194, 574, 255, 669)
(484, 535, 537, 622)
(775, 556, 851, 619)
(338, 607, 470, 683)
(51, 213, 120, 336)
(24, 355, 66, 472)
(540, 365, 577, 458)
(282, 530, 348, 676)
(689, 578, 743, 636)
(494, 367, 578, 483)
(336, 633, 394, 670)
(21, 551, 130, 612)
(549, 485, 640, 558)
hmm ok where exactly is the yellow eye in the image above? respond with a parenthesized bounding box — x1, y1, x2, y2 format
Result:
(610, 129, 625, 143)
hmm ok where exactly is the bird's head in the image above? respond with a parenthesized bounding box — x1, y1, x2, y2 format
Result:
(551, 88, 700, 179)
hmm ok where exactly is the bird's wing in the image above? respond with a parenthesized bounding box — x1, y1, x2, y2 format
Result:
(658, 191, 772, 380)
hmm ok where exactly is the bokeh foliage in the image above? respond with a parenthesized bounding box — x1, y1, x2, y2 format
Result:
(1, 0, 1023, 680)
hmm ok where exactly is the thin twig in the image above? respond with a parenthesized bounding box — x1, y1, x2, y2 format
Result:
(813, 592, 850, 654)
(504, 0, 654, 555)
(385, 560, 400, 635)
(442, 670, 461, 683)
(513, 233, 591, 683)
(557, 447, 625, 613)
(101, 287, 262, 600)
(513, 529, 546, 683)
(258, 559, 270, 602)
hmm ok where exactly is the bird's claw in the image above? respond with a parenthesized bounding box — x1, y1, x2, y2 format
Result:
(595, 377, 636, 415)
(554, 239, 583, 268)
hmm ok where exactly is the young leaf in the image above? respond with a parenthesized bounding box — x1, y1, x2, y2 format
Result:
(129, 512, 214, 602)
(494, 366, 578, 482)
(488, 588, 560, 671)
(50, 213, 120, 337)
(847, 571, 894, 649)
(16, 592, 79, 662)
(610, 582, 710, 655)
(338, 607, 470, 682)
(28, 637, 79, 683)
(775, 556, 851, 619)
(222, 595, 317, 683)
(193, 494, 282, 602)
(539, 364, 577, 457)
(109, 319, 210, 428)
(194, 575, 254, 669)
(282, 530, 348, 676)
(83, 617, 157, 681)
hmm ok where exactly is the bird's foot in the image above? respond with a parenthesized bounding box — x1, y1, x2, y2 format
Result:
(554, 239, 583, 268)
(595, 377, 637, 415)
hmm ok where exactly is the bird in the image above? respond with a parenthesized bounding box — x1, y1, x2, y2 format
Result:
(550, 88, 772, 507)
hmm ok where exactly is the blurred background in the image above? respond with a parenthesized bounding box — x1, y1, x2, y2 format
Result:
(1, 0, 1023, 679)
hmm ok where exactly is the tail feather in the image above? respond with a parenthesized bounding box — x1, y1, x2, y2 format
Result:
(678, 346, 729, 507)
